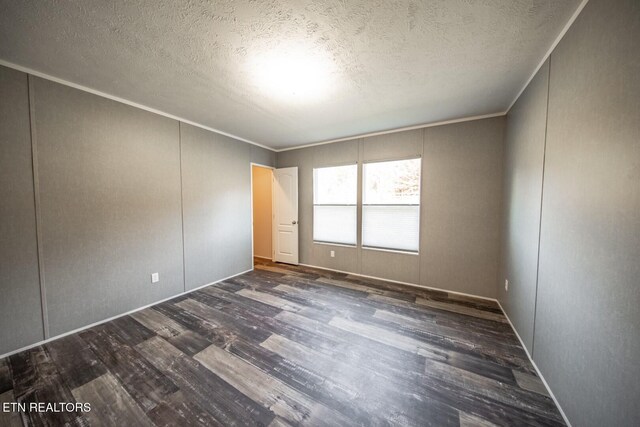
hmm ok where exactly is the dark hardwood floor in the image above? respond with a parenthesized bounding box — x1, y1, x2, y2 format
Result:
(0, 259, 564, 426)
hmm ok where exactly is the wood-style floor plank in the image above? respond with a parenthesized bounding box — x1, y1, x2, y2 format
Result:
(458, 411, 498, 427)
(236, 288, 305, 312)
(146, 390, 223, 427)
(328, 315, 448, 360)
(367, 293, 517, 343)
(513, 370, 551, 396)
(0, 259, 564, 426)
(423, 359, 562, 423)
(0, 358, 13, 395)
(130, 308, 212, 356)
(222, 334, 381, 424)
(416, 297, 508, 323)
(315, 276, 415, 302)
(273, 310, 428, 378)
(79, 325, 178, 413)
(71, 373, 154, 427)
(9, 346, 88, 426)
(131, 307, 190, 339)
(373, 309, 523, 357)
(136, 336, 275, 426)
(195, 343, 351, 426)
(0, 390, 23, 427)
(260, 333, 460, 426)
(45, 334, 107, 390)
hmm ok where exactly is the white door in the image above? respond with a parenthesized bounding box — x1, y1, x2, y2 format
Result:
(273, 167, 299, 265)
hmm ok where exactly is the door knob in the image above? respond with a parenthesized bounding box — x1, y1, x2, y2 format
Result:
(292, 220, 298, 225)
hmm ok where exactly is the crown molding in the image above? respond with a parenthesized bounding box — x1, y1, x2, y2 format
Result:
(275, 111, 507, 152)
(0, 59, 277, 152)
(506, 0, 590, 113)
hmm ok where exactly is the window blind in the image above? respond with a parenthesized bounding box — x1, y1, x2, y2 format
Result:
(362, 158, 421, 252)
(313, 164, 357, 245)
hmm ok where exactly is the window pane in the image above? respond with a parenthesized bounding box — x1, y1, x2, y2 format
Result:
(363, 158, 421, 252)
(313, 206, 357, 245)
(363, 158, 421, 205)
(313, 164, 357, 204)
(362, 205, 420, 252)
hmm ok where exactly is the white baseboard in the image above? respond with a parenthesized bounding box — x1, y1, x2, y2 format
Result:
(0, 268, 252, 360)
(496, 300, 571, 427)
(298, 262, 497, 302)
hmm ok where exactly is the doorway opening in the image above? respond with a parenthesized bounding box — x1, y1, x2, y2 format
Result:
(251, 164, 274, 264)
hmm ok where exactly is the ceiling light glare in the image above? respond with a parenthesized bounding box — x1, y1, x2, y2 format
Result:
(249, 43, 335, 103)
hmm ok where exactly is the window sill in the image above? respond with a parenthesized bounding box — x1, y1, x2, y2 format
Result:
(313, 241, 357, 249)
(362, 246, 419, 256)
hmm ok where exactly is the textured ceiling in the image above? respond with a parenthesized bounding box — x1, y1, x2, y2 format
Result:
(0, 0, 581, 149)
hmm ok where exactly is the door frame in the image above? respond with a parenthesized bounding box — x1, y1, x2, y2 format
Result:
(250, 162, 275, 269)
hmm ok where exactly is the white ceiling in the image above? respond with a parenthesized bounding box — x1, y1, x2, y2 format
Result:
(0, 0, 582, 150)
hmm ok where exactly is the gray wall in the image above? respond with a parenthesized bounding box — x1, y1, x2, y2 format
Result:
(0, 65, 275, 355)
(251, 145, 276, 168)
(181, 124, 253, 291)
(422, 119, 505, 297)
(277, 117, 505, 298)
(499, 0, 640, 425)
(33, 77, 184, 337)
(0, 66, 44, 354)
(498, 59, 550, 352)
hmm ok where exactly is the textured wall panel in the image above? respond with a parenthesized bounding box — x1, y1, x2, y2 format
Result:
(421, 118, 505, 298)
(533, 0, 640, 425)
(361, 249, 420, 284)
(498, 60, 550, 352)
(362, 129, 422, 162)
(181, 124, 253, 290)
(0, 66, 44, 354)
(251, 145, 276, 167)
(33, 78, 184, 337)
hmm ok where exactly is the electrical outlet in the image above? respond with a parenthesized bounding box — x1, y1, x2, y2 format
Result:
(151, 273, 159, 284)
(505, 279, 509, 291)
(330, 250, 335, 258)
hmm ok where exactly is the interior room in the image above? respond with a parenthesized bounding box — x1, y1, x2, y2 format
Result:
(0, 1, 638, 426)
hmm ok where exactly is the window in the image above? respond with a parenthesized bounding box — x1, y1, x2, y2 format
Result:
(362, 158, 421, 252)
(313, 164, 357, 245)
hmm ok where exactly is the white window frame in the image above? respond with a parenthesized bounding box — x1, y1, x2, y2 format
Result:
(362, 157, 421, 253)
(312, 163, 358, 246)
